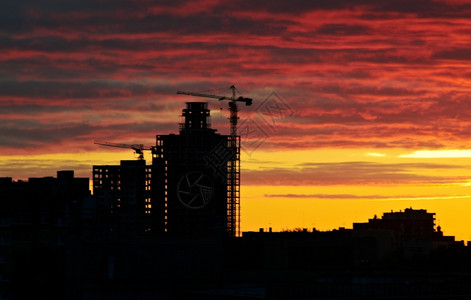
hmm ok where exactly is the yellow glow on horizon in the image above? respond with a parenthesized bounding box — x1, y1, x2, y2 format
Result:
(366, 152, 386, 157)
(240, 148, 471, 242)
(241, 184, 471, 241)
(400, 149, 471, 158)
(2, 147, 471, 242)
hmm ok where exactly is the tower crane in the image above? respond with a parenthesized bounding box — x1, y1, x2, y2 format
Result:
(176, 85, 252, 237)
(94, 141, 154, 160)
(177, 85, 252, 138)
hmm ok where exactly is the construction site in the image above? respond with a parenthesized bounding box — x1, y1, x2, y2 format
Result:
(93, 86, 251, 238)
(1, 87, 471, 299)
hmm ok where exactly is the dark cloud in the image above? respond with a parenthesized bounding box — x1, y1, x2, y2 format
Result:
(242, 161, 466, 186)
(0, 104, 68, 114)
(0, 2, 292, 36)
(220, 0, 471, 19)
(263, 193, 450, 200)
(316, 24, 371, 36)
(265, 193, 385, 199)
(0, 79, 174, 100)
(3, 0, 469, 37)
(370, 0, 471, 18)
(432, 48, 471, 61)
(0, 120, 175, 153)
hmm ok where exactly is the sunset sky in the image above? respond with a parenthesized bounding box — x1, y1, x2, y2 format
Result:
(3, 0, 471, 240)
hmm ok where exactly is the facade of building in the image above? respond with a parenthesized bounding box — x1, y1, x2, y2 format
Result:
(93, 160, 154, 238)
(0, 171, 89, 299)
(354, 208, 436, 240)
(152, 102, 238, 236)
(353, 208, 455, 259)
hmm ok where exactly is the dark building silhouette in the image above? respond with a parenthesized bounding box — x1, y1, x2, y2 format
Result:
(353, 208, 456, 259)
(354, 208, 436, 240)
(93, 160, 154, 238)
(233, 211, 467, 300)
(2, 165, 471, 300)
(0, 171, 89, 299)
(152, 102, 238, 237)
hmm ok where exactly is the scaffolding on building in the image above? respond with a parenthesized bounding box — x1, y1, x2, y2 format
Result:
(227, 135, 240, 237)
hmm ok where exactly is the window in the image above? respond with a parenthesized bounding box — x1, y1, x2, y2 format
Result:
(0, 272, 11, 282)
(0, 256, 11, 264)
(57, 234, 64, 245)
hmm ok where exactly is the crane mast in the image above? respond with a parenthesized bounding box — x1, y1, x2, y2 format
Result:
(176, 85, 252, 237)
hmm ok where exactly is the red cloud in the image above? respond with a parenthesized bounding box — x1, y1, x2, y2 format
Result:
(2, 0, 471, 155)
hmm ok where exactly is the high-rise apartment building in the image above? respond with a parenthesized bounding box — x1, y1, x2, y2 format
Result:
(152, 102, 238, 236)
(93, 160, 153, 238)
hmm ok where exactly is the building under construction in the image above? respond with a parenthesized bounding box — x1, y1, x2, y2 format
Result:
(152, 102, 240, 237)
(93, 102, 240, 237)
